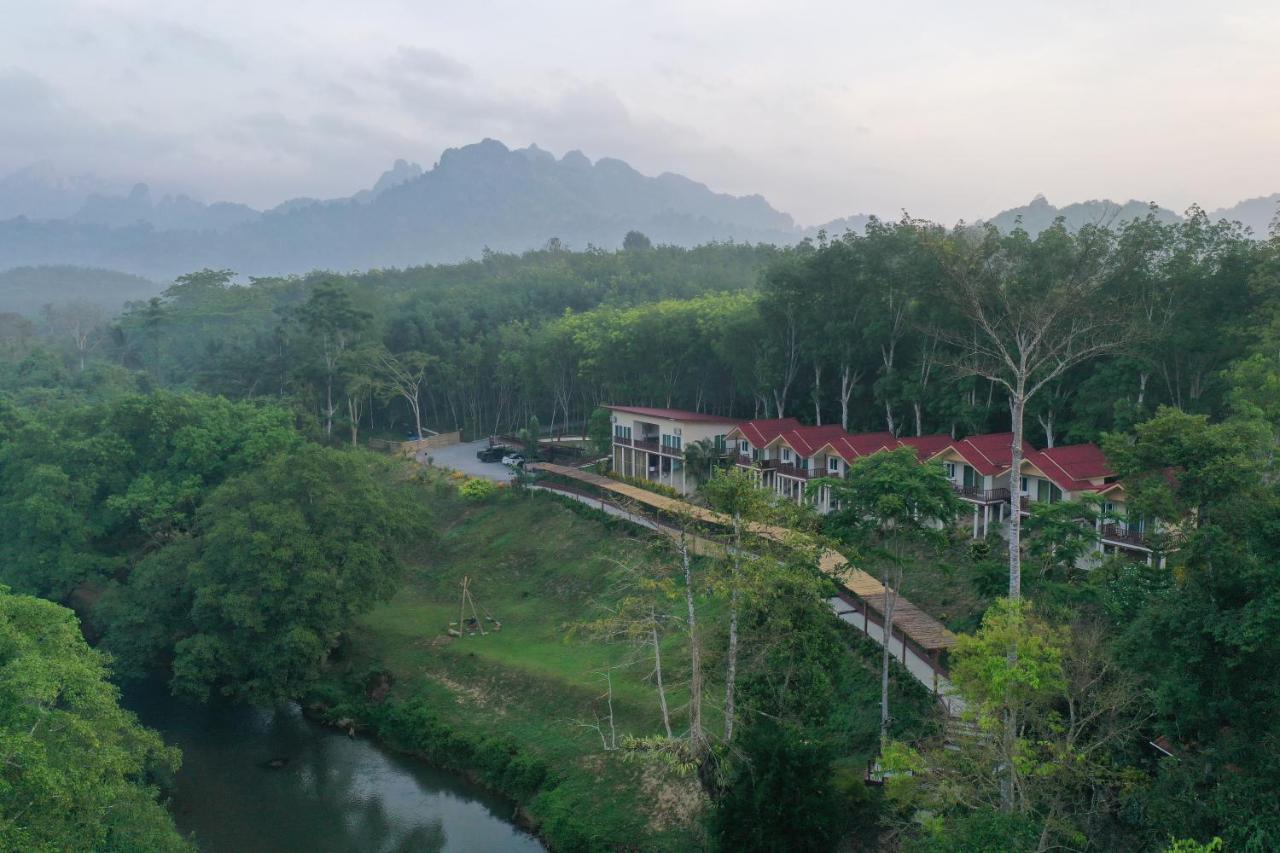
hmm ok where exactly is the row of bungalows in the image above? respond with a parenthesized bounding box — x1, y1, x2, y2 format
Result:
(603, 405, 1160, 566)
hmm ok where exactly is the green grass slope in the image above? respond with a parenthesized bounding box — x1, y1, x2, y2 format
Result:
(318, 479, 937, 850)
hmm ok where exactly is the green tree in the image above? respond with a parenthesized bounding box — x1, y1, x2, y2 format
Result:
(1022, 495, 1102, 581)
(296, 283, 370, 439)
(711, 720, 844, 852)
(102, 446, 424, 704)
(622, 230, 652, 251)
(0, 587, 190, 852)
(587, 406, 612, 456)
(702, 468, 773, 745)
(819, 447, 960, 747)
(932, 223, 1127, 598)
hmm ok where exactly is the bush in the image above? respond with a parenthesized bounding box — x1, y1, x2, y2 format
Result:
(711, 721, 847, 852)
(459, 477, 498, 502)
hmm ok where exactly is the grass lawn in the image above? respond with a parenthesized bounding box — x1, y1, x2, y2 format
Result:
(328, 477, 940, 849)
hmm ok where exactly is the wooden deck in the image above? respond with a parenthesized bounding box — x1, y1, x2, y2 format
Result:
(529, 463, 956, 652)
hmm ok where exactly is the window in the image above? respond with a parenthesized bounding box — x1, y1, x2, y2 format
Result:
(714, 434, 726, 451)
(962, 464, 977, 489)
(781, 448, 792, 462)
(1036, 479, 1061, 503)
(661, 433, 682, 451)
(613, 425, 632, 440)
(799, 457, 809, 471)
(1020, 476, 1029, 494)
(828, 457, 840, 472)
(944, 461, 956, 479)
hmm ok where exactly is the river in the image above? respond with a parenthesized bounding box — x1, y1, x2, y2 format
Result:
(123, 680, 545, 853)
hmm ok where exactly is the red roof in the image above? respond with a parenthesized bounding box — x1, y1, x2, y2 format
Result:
(775, 424, 851, 457)
(730, 418, 802, 447)
(1026, 443, 1112, 492)
(604, 405, 741, 425)
(828, 431, 900, 462)
(898, 434, 954, 461)
(938, 432, 1032, 476)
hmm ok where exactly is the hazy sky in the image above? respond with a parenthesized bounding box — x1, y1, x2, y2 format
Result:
(4, 1, 1279, 224)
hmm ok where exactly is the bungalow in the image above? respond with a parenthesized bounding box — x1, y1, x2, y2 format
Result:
(727, 418, 802, 488)
(927, 433, 1028, 537)
(604, 405, 740, 495)
(1016, 443, 1164, 566)
(1094, 481, 1162, 563)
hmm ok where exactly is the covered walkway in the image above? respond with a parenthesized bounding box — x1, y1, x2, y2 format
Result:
(529, 463, 964, 715)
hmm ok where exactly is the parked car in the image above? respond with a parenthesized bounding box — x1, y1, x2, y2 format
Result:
(501, 453, 526, 468)
(476, 445, 507, 462)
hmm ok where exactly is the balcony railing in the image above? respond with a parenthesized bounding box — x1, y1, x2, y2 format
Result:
(614, 435, 680, 454)
(774, 464, 838, 480)
(952, 484, 1011, 504)
(1100, 523, 1150, 549)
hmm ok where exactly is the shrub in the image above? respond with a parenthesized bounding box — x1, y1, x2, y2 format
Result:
(459, 477, 498, 502)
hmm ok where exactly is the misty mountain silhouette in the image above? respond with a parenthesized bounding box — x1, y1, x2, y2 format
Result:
(0, 140, 816, 279)
(0, 140, 1275, 281)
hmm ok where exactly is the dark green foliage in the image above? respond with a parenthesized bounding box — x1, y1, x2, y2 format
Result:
(104, 445, 424, 704)
(711, 720, 846, 852)
(0, 587, 190, 852)
(905, 810, 1040, 853)
(0, 391, 300, 598)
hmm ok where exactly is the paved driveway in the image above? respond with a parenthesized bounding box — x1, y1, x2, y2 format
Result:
(418, 438, 518, 482)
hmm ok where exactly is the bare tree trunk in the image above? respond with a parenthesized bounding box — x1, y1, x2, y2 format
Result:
(813, 363, 822, 425)
(723, 513, 742, 745)
(651, 613, 673, 740)
(880, 563, 900, 750)
(913, 401, 923, 437)
(679, 522, 704, 754)
(1009, 394, 1026, 599)
(325, 373, 336, 438)
(839, 364, 859, 431)
(1037, 409, 1055, 448)
(884, 400, 897, 436)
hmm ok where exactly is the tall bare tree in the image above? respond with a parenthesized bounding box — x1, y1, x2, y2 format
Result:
(42, 301, 103, 371)
(374, 349, 433, 440)
(933, 225, 1126, 598)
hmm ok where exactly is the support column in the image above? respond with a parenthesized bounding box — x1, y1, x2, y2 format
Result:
(972, 506, 980, 539)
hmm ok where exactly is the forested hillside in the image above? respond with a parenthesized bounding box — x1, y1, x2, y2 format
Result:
(8, 209, 1253, 446)
(3, 210, 1280, 850)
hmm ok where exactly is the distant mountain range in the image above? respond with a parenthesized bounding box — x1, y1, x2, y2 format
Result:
(0, 139, 1275, 281)
(983, 193, 1279, 236)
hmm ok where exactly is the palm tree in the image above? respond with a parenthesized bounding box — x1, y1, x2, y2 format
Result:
(683, 439, 722, 485)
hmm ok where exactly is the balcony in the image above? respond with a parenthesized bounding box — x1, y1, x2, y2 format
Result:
(774, 464, 836, 480)
(1100, 523, 1151, 550)
(614, 435, 678, 455)
(952, 484, 1011, 504)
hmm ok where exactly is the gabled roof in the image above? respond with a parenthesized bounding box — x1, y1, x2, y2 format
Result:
(825, 431, 899, 462)
(604, 404, 740, 425)
(1023, 443, 1112, 493)
(933, 432, 1030, 476)
(729, 417, 802, 447)
(898, 434, 954, 461)
(774, 424, 852, 457)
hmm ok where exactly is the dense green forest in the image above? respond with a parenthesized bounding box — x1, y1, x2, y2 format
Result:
(1, 213, 1279, 850)
(4, 209, 1264, 443)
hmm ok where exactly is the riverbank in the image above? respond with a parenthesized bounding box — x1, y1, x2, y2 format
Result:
(122, 678, 542, 853)
(310, 479, 938, 850)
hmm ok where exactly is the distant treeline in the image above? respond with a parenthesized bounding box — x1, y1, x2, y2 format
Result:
(8, 211, 1263, 447)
